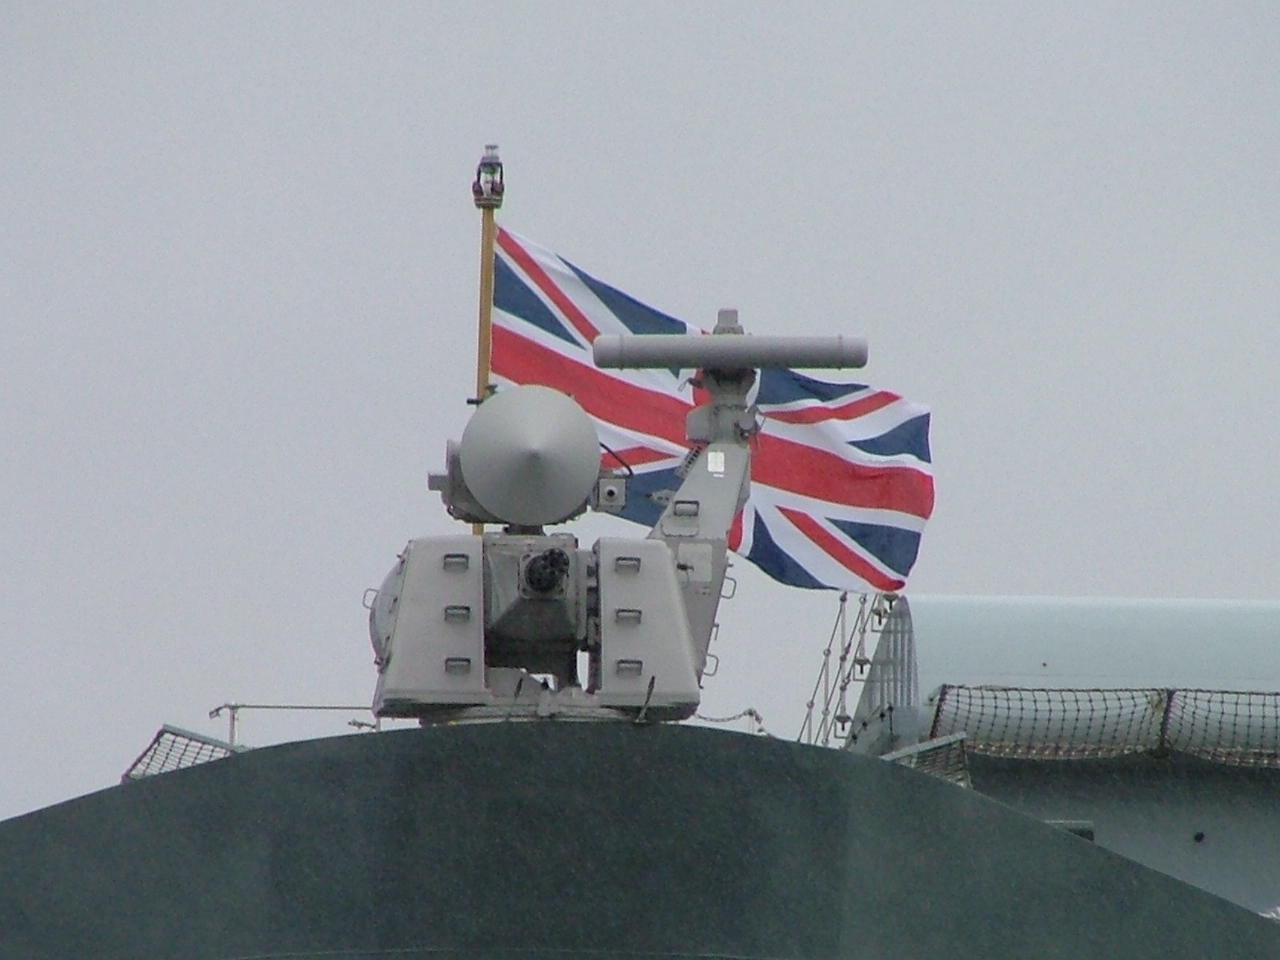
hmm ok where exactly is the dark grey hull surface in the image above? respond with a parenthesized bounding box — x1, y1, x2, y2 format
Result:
(1, 723, 1276, 959)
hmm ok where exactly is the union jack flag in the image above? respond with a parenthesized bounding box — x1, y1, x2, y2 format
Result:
(490, 229, 934, 592)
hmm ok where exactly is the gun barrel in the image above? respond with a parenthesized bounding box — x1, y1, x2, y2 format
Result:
(592, 334, 868, 371)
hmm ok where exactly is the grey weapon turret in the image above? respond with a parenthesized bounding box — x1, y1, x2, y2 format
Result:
(368, 311, 866, 723)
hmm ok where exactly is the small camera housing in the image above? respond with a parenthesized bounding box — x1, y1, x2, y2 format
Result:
(593, 476, 628, 514)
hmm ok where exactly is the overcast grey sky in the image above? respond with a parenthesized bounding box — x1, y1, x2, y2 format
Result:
(2, 3, 1278, 821)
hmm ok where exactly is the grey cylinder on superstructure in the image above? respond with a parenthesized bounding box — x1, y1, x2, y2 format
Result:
(592, 334, 868, 370)
(459, 384, 600, 526)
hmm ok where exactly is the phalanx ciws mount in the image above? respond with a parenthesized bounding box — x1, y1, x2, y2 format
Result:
(368, 311, 866, 722)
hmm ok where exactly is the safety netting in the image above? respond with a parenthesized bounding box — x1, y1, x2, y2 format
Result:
(928, 686, 1280, 766)
(882, 732, 971, 787)
(121, 725, 242, 781)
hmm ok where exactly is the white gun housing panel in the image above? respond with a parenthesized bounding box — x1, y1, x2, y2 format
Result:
(370, 534, 700, 721)
(595, 538, 700, 715)
(372, 535, 487, 715)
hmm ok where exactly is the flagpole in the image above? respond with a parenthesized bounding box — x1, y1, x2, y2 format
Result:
(475, 206, 497, 395)
(470, 144, 504, 534)
(471, 144, 504, 400)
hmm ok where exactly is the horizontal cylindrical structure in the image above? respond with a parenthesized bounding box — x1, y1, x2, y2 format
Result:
(593, 334, 868, 370)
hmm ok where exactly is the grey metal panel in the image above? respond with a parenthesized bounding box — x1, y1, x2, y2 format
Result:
(846, 596, 921, 755)
(651, 443, 748, 542)
(851, 596, 918, 722)
(970, 754, 1280, 915)
(909, 596, 1280, 693)
(596, 538, 700, 717)
(0, 724, 1276, 959)
(373, 535, 486, 713)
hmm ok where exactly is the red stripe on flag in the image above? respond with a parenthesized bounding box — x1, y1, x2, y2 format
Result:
(753, 433, 935, 518)
(727, 509, 743, 552)
(764, 391, 900, 425)
(600, 446, 675, 469)
(497, 230, 600, 344)
(776, 506, 905, 592)
(491, 326, 690, 447)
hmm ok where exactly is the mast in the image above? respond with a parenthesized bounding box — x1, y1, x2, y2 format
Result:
(471, 144, 504, 399)
(470, 144, 504, 534)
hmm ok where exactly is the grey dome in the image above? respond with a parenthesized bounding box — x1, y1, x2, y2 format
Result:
(459, 384, 599, 525)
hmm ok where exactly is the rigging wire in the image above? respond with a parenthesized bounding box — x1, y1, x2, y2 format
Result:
(696, 708, 774, 737)
(799, 592, 891, 747)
